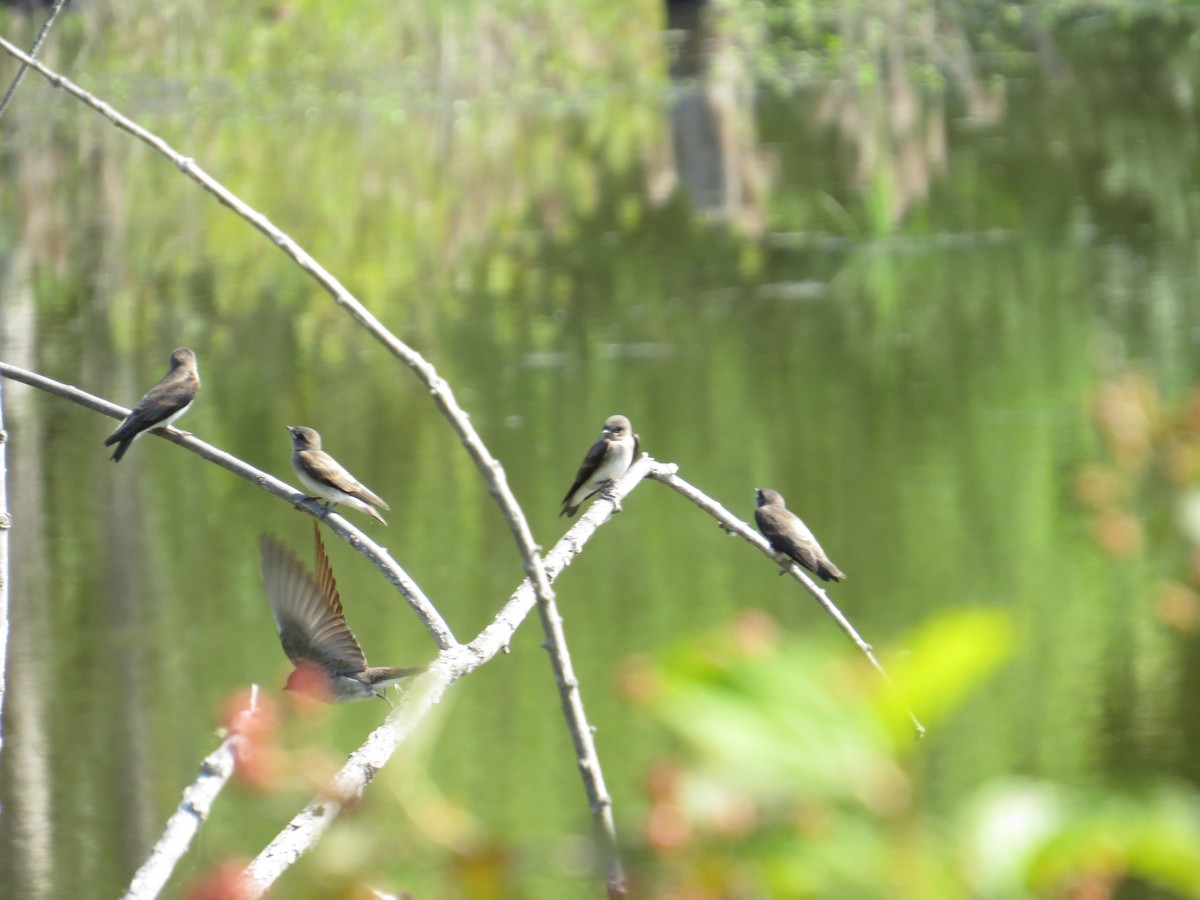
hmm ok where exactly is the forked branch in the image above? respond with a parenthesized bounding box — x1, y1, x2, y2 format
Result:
(121, 687, 264, 900)
(0, 378, 10, 756)
(0, 38, 619, 887)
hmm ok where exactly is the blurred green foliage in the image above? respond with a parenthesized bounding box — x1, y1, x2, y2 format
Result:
(624, 608, 1200, 897)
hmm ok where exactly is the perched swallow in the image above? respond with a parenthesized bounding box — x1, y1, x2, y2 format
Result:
(104, 347, 200, 462)
(259, 525, 424, 704)
(754, 487, 846, 582)
(288, 425, 390, 525)
(560, 414, 640, 517)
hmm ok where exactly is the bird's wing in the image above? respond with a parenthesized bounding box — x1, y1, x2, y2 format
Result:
(260, 532, 367, 673)
(561, 436, 607, 504)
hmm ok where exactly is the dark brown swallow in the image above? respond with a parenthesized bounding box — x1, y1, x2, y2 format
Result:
(288, 425, 390, 525)
(560, 414, 640, 517)
(754, 487, 845, 582)
(104, 347, 200, 461)
(259, 525, 424, 704)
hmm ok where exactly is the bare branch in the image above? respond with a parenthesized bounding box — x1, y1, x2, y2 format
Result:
(121, 687, 263, 900)
(0, 377, 10, 759)
(243, 454, 920, 892)
(648, 467, 925, 738)
(0, 363, 457, 650)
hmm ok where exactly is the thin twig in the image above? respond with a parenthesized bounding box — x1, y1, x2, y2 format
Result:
(0, 378, 10, 764)
(0, 42, 918, 889)
(121, 686, 262, 900)
(0, 363, 457, 650)
(244, 454, 920, 891)
(0, 0, 69, 120)
(0, 40, 623, 877)
(243, 456, 658, 895)
(647, 467, 925, 738)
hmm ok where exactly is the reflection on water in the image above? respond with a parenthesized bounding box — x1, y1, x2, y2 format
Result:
(2, 2, 1200, 896)
(655, 0, 775, 234)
